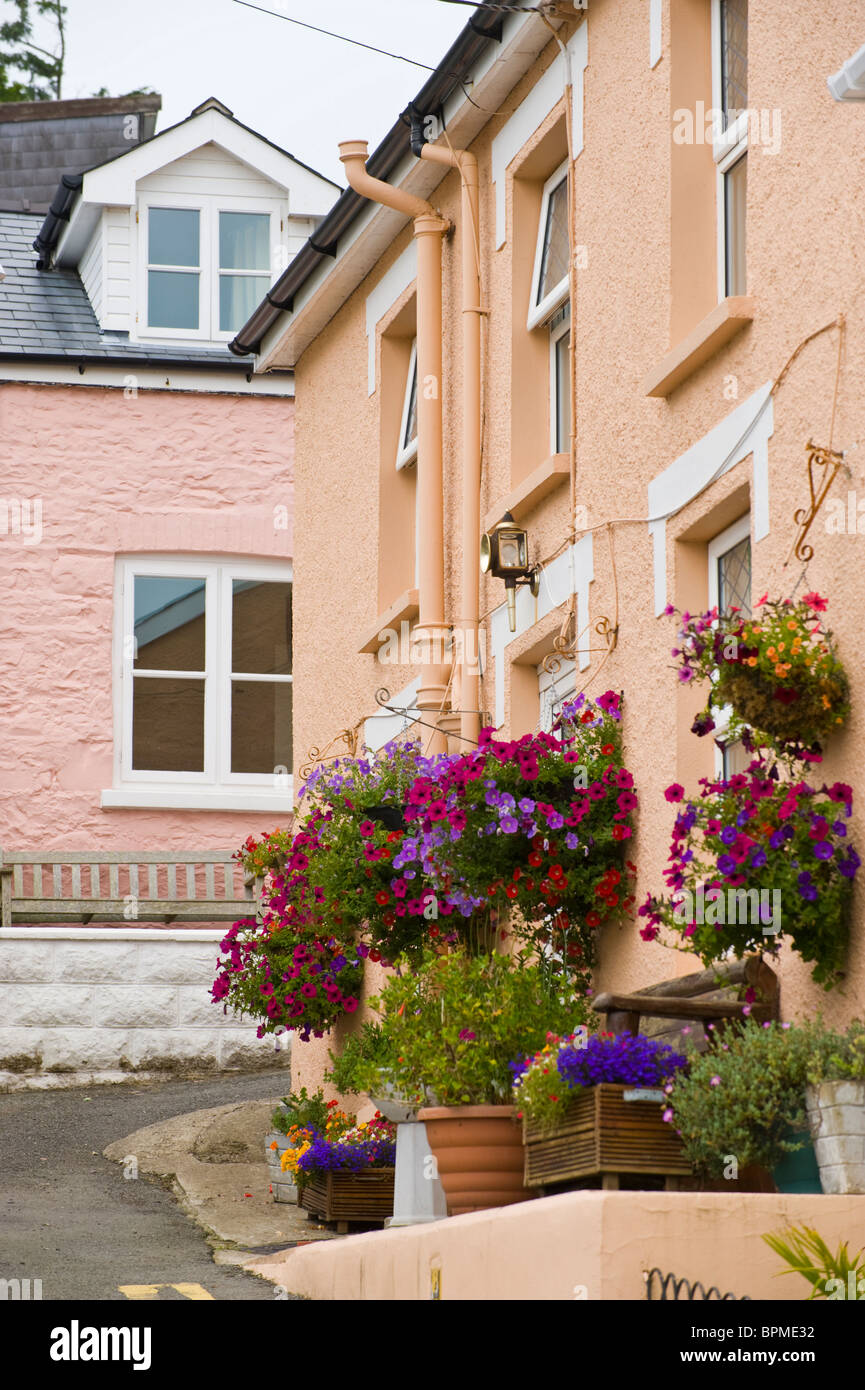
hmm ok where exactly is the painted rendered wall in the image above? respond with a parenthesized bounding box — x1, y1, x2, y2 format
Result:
(250, 1188, 863, 1302)
(0, 381, 293, 849)
(285, 0, 865, 1096)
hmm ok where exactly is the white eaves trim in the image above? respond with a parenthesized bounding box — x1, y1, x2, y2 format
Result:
(0, 361, 294, 395)
(828, 42, 865, 99)
(56, 107, 337, 265)
(256, 8, 565, 373)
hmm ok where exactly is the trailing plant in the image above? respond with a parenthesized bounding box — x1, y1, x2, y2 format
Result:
(664, 1019, 819, 1176)
(666, 592, 850, 757)
(357, 946, 594, 1108)
(394, 690, 638, 987)
(211, 913, 363, 1043)
(638, 769, 858, 987)
(294, 1113, 396, 1176)
(511, 1030, 687, 1132)
(235, 827, 295, 879)
(762, 1225, 865, 1300)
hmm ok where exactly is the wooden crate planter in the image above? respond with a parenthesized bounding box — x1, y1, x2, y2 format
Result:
(298, 1168, 395, 1226)
(523, 1084, 692, 1190)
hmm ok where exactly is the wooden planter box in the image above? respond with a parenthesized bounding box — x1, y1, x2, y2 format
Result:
(299, 1168, 395, 1226)
(523, 1084, 691, 1190)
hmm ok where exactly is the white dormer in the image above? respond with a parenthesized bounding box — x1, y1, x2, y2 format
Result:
(53, 97, 338, 348)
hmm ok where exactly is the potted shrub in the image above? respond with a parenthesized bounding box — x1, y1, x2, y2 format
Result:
(763, 1225, 865, 1299)
(266, 1088, 330, 1204)
(638, 770, 859, 988)
(514, 1031, 690, 1190)
(356, 946, 593, 1216)
(295, 1110, 397, 1229)
(665, 1019, 822, 1191)
(806, 1021, 865, 1194)
(666, 591, 850, 757)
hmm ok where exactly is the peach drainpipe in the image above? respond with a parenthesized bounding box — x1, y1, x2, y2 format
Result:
(415, 140, 482, 751)
(338, 140, 451, 756)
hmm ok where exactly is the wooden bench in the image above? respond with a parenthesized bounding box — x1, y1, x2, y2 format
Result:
(592, 956, 779, 1049)
(0, 850, 255, 927)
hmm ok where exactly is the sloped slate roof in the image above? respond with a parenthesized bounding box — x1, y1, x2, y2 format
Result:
(0, 210, 250, 365)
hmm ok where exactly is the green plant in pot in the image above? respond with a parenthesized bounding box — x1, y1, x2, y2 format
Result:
(666, 1018, 822, 1191)
(358, 945, 594, 1216)
(805, 1020, 865, 1195)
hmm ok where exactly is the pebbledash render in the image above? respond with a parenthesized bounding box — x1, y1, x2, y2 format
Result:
(231, 0, 865, 1101)
(0, 95, 337, 1087)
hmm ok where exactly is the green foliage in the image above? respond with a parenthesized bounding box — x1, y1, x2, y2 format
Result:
(324, 1023, 390, 1096)
(270, 1087, 330, 1136)
(0, 0, 65, 102)
(358, 947, 593, 1107)
(762, 1225, 865, 1300)
(668, 1020, 820, 1176)
(806, 1019, 865, 1084)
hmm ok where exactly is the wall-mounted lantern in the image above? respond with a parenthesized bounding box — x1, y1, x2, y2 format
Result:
(480, 512, 541, 632)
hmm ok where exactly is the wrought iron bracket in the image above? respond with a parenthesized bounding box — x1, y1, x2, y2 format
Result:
(791, 439, 847, 563)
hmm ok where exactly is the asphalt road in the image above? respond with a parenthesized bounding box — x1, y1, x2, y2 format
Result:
(0, 1071, 294, 1302)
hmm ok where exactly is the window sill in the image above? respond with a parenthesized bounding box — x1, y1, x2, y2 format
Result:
(359, 588, 420, 655)
(642, 296, 755, 398)
(484, 454, 570, 533)
(101, 787, 294, 812)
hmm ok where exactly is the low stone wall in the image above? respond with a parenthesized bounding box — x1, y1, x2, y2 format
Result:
(0, 926, 288, 1090)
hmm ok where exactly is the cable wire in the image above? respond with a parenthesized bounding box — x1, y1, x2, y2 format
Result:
(229, 0, 438, 71)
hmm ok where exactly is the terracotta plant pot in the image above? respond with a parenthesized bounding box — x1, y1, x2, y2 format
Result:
(418, 1104, 531, 1216)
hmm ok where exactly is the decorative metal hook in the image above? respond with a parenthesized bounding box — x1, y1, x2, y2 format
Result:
(791, 439, 846, 564)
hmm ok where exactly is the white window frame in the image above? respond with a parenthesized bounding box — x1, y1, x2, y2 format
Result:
(707, 513, 751, 777)
(527, 159, 570, 331)
(395, 339, 418, 470)
(549, 301, 571, 456)
(711, 0, 748, 300)
(137, 195, 280, 344)
(538, 657, 577, 733)
(106, 555, 293, 810)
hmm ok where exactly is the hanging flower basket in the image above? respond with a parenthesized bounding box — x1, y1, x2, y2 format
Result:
(666, 592, 850, 756)
(639, 771, 859, 988)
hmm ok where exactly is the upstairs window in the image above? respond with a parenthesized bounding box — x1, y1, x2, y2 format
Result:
(550, 302, 571, 455)
(396, 339, 418, 470)
(142, 200, 276, 340)
(713, 0, 748, 297)
(527, 160, 570, 330)
(708, 514, 752, 779)
(218, 211, 271, 332)
(147, 208, 200, 331)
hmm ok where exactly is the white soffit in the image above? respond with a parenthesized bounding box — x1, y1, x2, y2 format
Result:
(827, 42, 865, 100)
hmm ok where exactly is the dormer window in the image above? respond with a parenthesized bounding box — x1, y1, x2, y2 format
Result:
(218, 212, 271, 332)
(147, 207, 201, 330)
(140, 198, 277, 341)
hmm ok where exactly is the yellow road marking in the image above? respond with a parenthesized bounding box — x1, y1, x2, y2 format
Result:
(118, 1283, 214, 1301)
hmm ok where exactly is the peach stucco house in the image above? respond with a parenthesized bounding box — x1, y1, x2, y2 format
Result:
(230, 1, 865, 1295)
(0, 94, 336, 1084)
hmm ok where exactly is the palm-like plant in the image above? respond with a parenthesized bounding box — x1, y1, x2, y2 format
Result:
(763, 1225, 865, 1300)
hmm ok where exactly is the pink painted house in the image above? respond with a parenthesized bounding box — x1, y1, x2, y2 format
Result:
(0, 96, 337, 1085)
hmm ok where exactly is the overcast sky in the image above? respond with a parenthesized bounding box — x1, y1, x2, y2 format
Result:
(40, 0, 470, 187)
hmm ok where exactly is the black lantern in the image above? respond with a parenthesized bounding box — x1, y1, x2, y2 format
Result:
(480, 512, 540, 632)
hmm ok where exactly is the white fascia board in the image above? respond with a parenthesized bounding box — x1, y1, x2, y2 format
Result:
(256, 10, 562, 373)
(56, 109, 337, 266)
(0, 361, 294, 395)
(828, 42, 865, 99)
